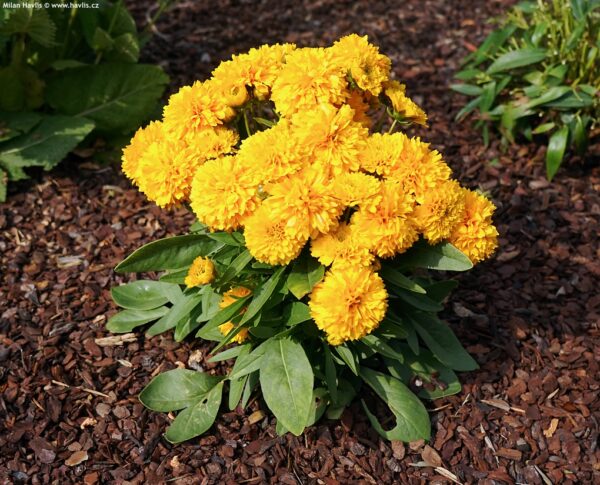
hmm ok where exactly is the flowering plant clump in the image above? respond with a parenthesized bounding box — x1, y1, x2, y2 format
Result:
(109, 35, 498, 443)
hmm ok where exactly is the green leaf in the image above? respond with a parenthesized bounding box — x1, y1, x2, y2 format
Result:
(165, 381, 223, 443)
(228, 343, 268, 380)
(214, 249, 253, 286)
(379, 266, 426, 293)
(259, 338, 314, 436)
(92, 26, 114, 52)
(360, 367, 430, 442)
(241, 371, 259, 409)
(397, 241, 473, 272)
(424, 280, 458, 303)
(334, 344, 359, 376)
(287, 253, 324, 299)
(479, 81, 497, 112)
(1, 7, 56, 46)
(0, 112, 42, 143)
(454, 68, 482, 81)
(146, 292, 203, 337)
(450, 84, 483, 96)
(546, 126, 569, 181)
(240, 267, 286, 325)
(209, 344, 250, 363)
(361, 334, 405, 361)
(323, 344, 338, 403)
(45, 63, 168, 134)
(112, 32, 140, 62)
(106, 306, 168, 333)
(525, 86, 570, 109)
(397, 289, 443, 312)
(227, 345, 252, 410)
(159, 267, 189, 284)
(486, 47, 547, 74)
(196, 293, 251, 339)
(111, 280, 179, 310)
(140, 369, 222, 412)
(207, 231, 245, 246)
(0, 116, 94, 180)
(283, 301, 312, 326)
(455, 96, 482, 121)
(116, 234, 221, 273)
(305, 388, 329, 428)
(571, 115, 589, 155)
(409, 312, 478, 371)
(532, 122, 556, 135)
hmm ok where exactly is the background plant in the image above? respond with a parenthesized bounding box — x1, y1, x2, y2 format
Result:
(0, 0, 173, 201)
(452, 0, 600, 179)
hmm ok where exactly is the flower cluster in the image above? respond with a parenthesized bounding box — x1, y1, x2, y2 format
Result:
(122, 35, 498, 346)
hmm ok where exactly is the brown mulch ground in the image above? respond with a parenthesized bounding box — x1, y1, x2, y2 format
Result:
(2, 0, 599, 483)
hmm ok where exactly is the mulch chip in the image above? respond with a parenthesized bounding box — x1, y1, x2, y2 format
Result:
(1, 0, 599, 483)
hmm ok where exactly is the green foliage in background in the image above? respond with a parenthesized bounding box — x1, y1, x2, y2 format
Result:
(0, 1, 172, 201)
(453, 0, 600, 180)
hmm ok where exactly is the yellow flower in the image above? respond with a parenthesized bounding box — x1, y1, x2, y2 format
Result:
(309, 267, 388, 345)
(331, 34, 391, 95)
(310, 222, 374, 269)
(292, 104, 367, 176)
(184, 126, 239, 160)
(220, 286, 252, 308)
(347, 90, 373, 128)
(359, 132, 405, 176)
(163, 80, 236, 136)
(218, 286, 252, 344)
(449, 189, 499, 264)
(190, 155, 259, 231)
(122, 121, 164, 184)
(185, 256, 215, 287)
(412, 180, 466, 244)
(263, 167, 343, 239)
(236, 121, 304, 185)
(135, 139, 203, 207)
(244, 204, 307, 265)
(271, 47, 347, 116)
(332, 172, 382, 211)
(214, 43, 296, 100)
(384, 135, 452, 204)
(383, 80, 428, 125)
(352, 180, 419, 258)
(218, 322, 249, 344)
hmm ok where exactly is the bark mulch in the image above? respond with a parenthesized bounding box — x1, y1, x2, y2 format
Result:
(1, 0, 599, 483)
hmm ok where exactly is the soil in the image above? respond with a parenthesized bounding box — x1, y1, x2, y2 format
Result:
(1, 0, 599, 484)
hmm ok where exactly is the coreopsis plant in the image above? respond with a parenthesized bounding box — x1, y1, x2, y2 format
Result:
(109, 35, 499, 443)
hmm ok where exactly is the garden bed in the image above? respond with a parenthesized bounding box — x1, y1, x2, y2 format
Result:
(1, 0, 599, 483)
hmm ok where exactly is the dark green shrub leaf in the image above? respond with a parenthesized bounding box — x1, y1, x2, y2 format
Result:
(360, 367, 431, 442)
(46, 63, 168, 134)
(140, 368, 222, 412)
(227, 345, 252, 410)
(259, 338, 313, 436)
(0, 115, 94, 180)
(116, 234, 221, 273)
(165, 381, 224, 443)
(334, 344, 360, 376)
